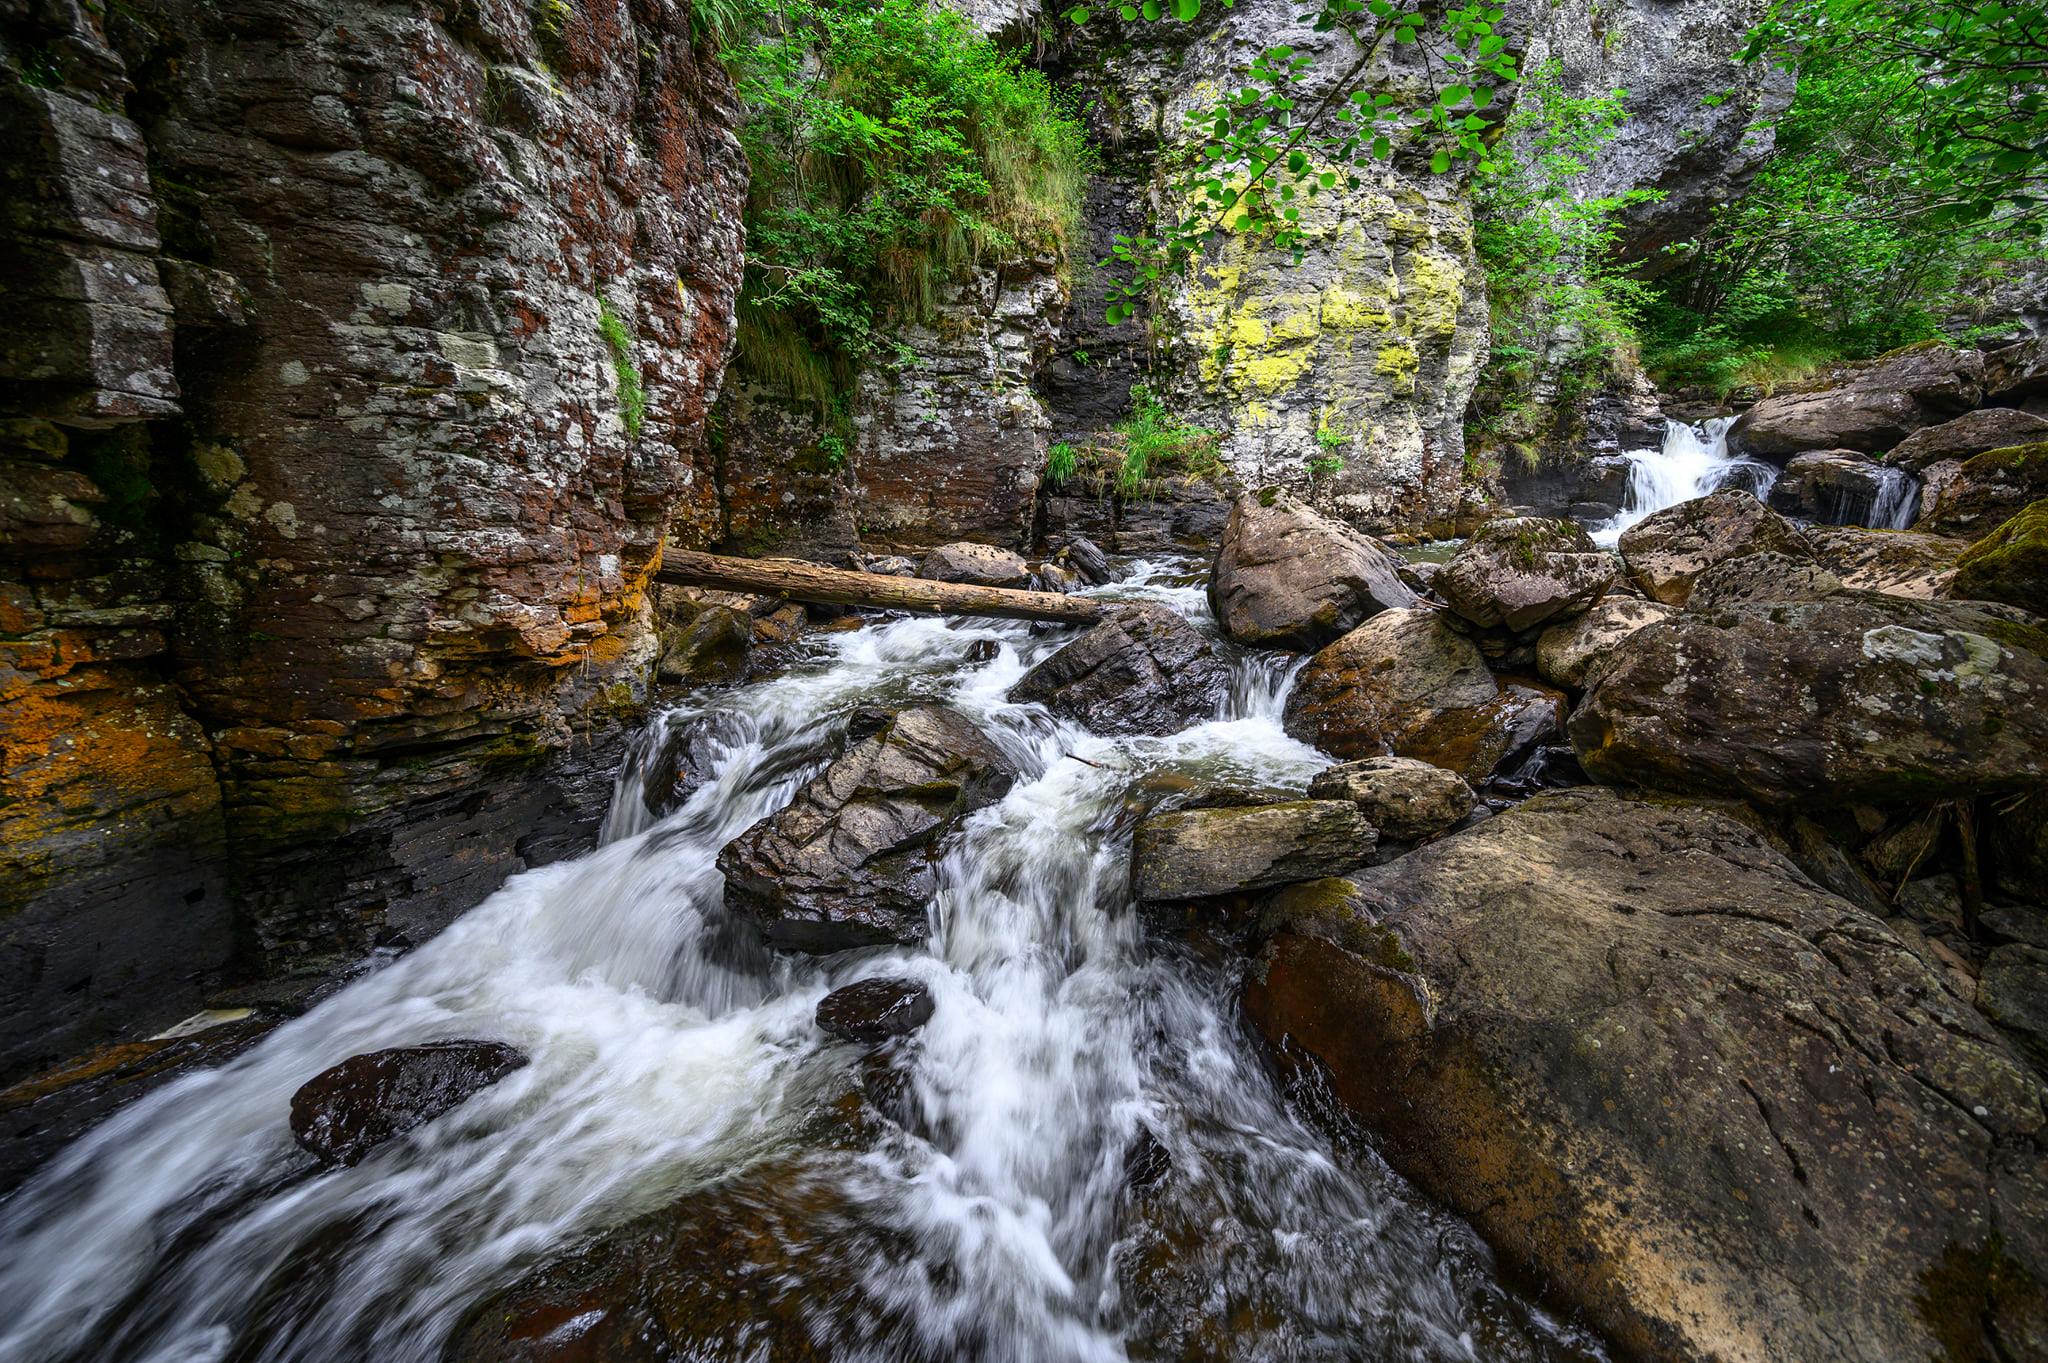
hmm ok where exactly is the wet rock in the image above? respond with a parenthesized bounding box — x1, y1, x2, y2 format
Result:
(1305, 757, 1473, 842)
(815, 978, 935, 1044)
(1434, 516, 1618, 632)
(965, 638, 1003, 663)
(1008, 603, 1228, 736)
(1534, 596, 1676, 690)
(1949, 500, 2048, 618)
(1980, 946, 2048, 1071)
(1804, 523, 1972, 598)
(656, 606, 751, 685)
(717, 706, 1018, 951)
(751, 602, 809, 646)
(1685, 551, 1844, 610)
(1767, 449, 1921, 526)
(917, 541, 1031, 588)
(1917, 443, 2048, 536)
(1283, 609, 1564, 785)
(1889, 408, 2048, 472)
(1060, 535, 1112, 585)
(1207, 489, 1415, 650)
(1243, 789, 2048, 1363)
(1729, 342, 1985, 457)
(1618, 489, 1816, 605)
(1130, 800, 1376, 904)
(1572, 592, 2048, 805)
(289, 1041, 528, 1168)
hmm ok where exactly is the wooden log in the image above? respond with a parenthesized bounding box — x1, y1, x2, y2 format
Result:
(654, 549, 1106, 625)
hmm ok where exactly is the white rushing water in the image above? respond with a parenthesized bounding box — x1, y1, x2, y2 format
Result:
(1589, 417, 1778, 547)
(0, 562, 1603, 1363)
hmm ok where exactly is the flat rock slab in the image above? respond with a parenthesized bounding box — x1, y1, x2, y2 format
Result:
(1435, 516, 1617, 633)
(1131, 799, 1376, 903)
(1304, 756, 1472, 842)
(290, 1040, 527, 1167)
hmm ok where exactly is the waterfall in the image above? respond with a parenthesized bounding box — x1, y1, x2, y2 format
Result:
(1861, 465, 1922, 531)
(1589, 417, 1780, 548)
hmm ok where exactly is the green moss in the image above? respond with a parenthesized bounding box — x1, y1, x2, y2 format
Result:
(1962, 441, 2048, 475)
(597, 296, 647, 438)
(1951, 499, 2048, 616)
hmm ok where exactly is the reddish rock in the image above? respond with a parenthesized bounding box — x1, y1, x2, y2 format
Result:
(289, 1040, 528, 1167)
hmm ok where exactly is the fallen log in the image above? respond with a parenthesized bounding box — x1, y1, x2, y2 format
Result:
(654, 549, 1106, 625)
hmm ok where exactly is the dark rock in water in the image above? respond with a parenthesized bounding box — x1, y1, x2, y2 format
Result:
(289, 1040, 527, 1167)
(1130, 800, 1376, 904)
(1434, 516, 1618, 632)
(1950, 500, 2048, 617)
(815, 978, 935, 1044)
(965, 638, 1003, 663)
(1684, 551, 1843, 610)
(1008, 603, 1228, 736)
(1728, 342, 1985, 457)
(656, 605, 751, 685)
(1890, 408, 2048, 472)
(1767, 449, 1921, 528)
(1243, 789, 2048, 1363)
(1572, 591, 2048, 805)
(718, 706, 1016, 952)
(1534, 596, 1675, 690)
(1618, 489, 1815, 605)
(1919, 444, 2048, 536)
(1207, 489, 1415, 650)
(918, 541, 1031, 588)
(1306, 756, 1473, 842)
(1061, 535, 1112, 585)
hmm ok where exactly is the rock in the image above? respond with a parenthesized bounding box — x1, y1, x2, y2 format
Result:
(862, 554, 919, 576)
(1282, 609, 1565, 785)
(289, 1041, 528, 1167)
(815, 978, 935, 1044)
(1572, 592, 2048, 805)
(1685, 551, 1843, 610)
(1729, 342, 1986, 457)
(1917, 443, 2048, 536)
(1533, 596, 1676, 690)
(1305, 757, 1473, 841)
(1008, 603, 1229, 736)
(1243, 789, 2048, 1363)
(1981, 946, 2048, 1071)
(917, 541, 1032, 588)
(1061, 535, 1112, 585)
(1207, 489, 1416, 649)
(1618, 490, 1815, 605)
(1888, 408, 2048, 472)
(1130, 800, 1376, 903)
(656, 605, 751, 684)
(1951, 500, 2048, 617)
(1434, 517, 1618, 632)
(1767, 449, 1922, 528)
(751, 602, 808, 646)
(1989, 791, 2048, 904)
(1804, 524, 1972, 598)
(717, 706, 1017, 951)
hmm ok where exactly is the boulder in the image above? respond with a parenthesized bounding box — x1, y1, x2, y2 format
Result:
(1617, 490, 1815, 605)
(1533, 596, 1676, 690)
(717, 706, 1017, 951)
(656, 605, 751, 684)
(1571, 592, 2048, 805)
(1207, 489, 1416, 650)
(1008, 603, 1229, 736)
(1433, 517, 1618, 632)
(1888, 407, 2048, 472)
(917, 541, 1031, 588)
(1918, 443, 2048, 536)
(1804, 524, 1972, 598)
(1684, 551, 1843, 610)
(1282, 609, 1565, 785)
(1766, 449, 1920, 528)
(1304, 757, 1473, 841)
(1950, 500, 2048, 617)
(1244, 790, 2048, 1363)
(1728, 342, 1985, 457)
(1130, 800, 1376, 904)
(815, 978, 934, 1044)
(289, 1040, 528, 1167)
(1059, 535, 1112, 585)
(1987, 335, 2048, 406)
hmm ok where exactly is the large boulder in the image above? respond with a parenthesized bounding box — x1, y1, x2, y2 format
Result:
(1305, 757, 1473, 841)
(1684, 551, 1843, 610)
(1130, 800, 1376, 904)
(1951, 500, 2048, 617)
(1888, 408, 2048, 473)
(289, 1040, 528, 1167)
(1008, 603, 1229, 736)
(1766, 449, 1920, 528)
(1729, 342, 1985, 458)
(1804, 524, 1972, 598)
(1434, 517, 1618, 632)
(917, 541, 1031, 588)
(1282, 609, 1564, 785)
(1917, 443, 2048, 536)
(1571, 592, 2048, 805)
(1207, 489, 1415, 650)
(1617, 490, 1815, 605)
(1243, 790, 2048, 1363)
(717, 706, 1017, 951)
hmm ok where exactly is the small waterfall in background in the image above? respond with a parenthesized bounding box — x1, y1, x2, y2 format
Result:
(1858, 465, 1921, 530)
(1589, 417, 1779, 548)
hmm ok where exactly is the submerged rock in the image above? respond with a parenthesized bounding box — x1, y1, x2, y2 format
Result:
(1243, 789, 2048, 1363)
(917, 541, 1031, 588)
(1950, 500, 2048, 617)
(1008, 603, 1228, 736)
(1129, 800, 1376, 904)
(1888, 407, 2048, 472)
(289, 1040, 528, 1167)
(1728, 342, 1985, 457)
(1434, 517, 1618, 632)
(1207, 489, 1415, 650)
(1918, 443, 2048, 536)
(815, 978, 935, 1044)
(718, 706, 1017, 951)
(1618, 489, 1814, 605)
(1533, 596, 1675, 690)
(1305, 757, 1473, 842)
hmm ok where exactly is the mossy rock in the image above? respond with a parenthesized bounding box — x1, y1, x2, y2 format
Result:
(1950, 498, 2048, 617)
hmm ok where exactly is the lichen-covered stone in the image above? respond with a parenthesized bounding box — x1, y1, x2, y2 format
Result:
(1919, 443, 2048, 536)
(1435, 516, 1618, 632)
(1729, 343, 1986, 458)
(1685, 550, 1844, 610)
(1618, 489, 1815, 605)
(1130, 800, 1377, 904)
(1305, 756, 1473, 841)
(1950, 500, 2048, 617)
(1889, 408, 2048, 473)
(918, 541, 1032, 588)
(1208, 488, 1415, 649)
(1803, 523, 1973, 599)
(1533, 596, 1676, 689)
(657, 606, 752, 685)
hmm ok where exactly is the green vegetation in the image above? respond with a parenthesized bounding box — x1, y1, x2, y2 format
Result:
(597, 296, 647, 438)
(1052, 385, 1220, 498)
(1046, 440, 1079, 485)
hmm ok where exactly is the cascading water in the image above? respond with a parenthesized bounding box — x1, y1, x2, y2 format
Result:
(1589, 417, 1779, 547)
(0, 563, 1605, 1363)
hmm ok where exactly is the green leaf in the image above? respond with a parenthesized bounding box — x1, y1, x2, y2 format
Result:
(1066, 5, 1090, 21)
(1429, 150, 1450, 173)
(1174, 0, 1201, 16)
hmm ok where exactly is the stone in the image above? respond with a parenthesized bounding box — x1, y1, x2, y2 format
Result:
(1008, 603, 1229, 736)
(1989, 792, 2048, 904)
(1950, 500, 2048, 617)
(1060, 534, 1112, 585)
(1804, 524, 1973, 598)
(1572, 591, 2048, 805)
(815, 978, 935, 1044)
(1304, 756, 1473, 841)
(1434, 516, 1618, 632)
(1282, 609, 1565, 785)
(1888, 408, 2048, 472)
(289, 1041, 528, 1167)
(1243, 789, 2048, 1363)
(917, 541, 1032, 588)
(1618, 489, 1816, 605)
(656, 605, 751, 684)
(717, 706, 1018, 952)
(1980, 946, 2048, 1072)
(1728, 342, 1986, 457)
(1685, 551, 1844, 610)
(1207, 489, 1415, 649)
(1130, 799, 1377, 903)
(1533, 596, 1676, 690)
(1767, 449, 1922, 528)
(1917, 443, 2048, 536)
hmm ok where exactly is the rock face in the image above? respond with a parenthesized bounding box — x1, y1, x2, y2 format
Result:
(717, 707, 1017, 951)
(1207, 490, 1415, 649)
(1008, 604, 1229, 735)
(1618, 490, 1814, 605)
(1305, 757, 1473, 841)
(1729, 343, 1986, 458)
(1534, 597, 1676, 689)
(289, 1041, 528, 1167)
(1130, 800, 1376, 904)
(1572, 593, 2048, 805)
(1767, 449, 1921, 527)
(815, 978, 935, 1044)
(1243, 790, 2048, 1363)
(1951, 501, 2048, 616)
(0, 0, 746, 1080)
(1889, 408, 2048, 472)
(1435, 517, 1618, 632)
(1917, 443, 2048, 536)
